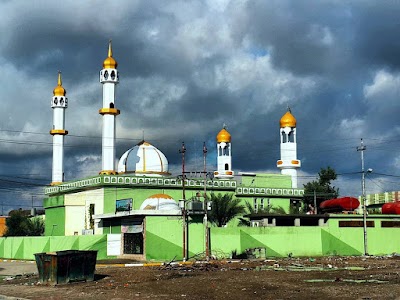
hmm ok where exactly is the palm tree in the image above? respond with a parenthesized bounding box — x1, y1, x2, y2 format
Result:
(238, 201, 286, 226)
(208, 193, 245, 227)
(26, 217, 45, 236)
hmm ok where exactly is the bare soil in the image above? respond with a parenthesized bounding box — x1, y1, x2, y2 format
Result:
(1, 256, 400, 300)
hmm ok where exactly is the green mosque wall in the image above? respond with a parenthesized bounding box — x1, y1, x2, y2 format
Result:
(45, 207, 65, 236)
(1, 222, 400, 261)
(241, 174, 292, 189)
(0, 235, 113, 260)
(145, 216, 205, 261)
(43, 195, 64, 208)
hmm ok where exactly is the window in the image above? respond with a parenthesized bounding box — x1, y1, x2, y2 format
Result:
(260, 198, 264, 210)
(225, 163, 229, 170)
(253, 198, 258, 212)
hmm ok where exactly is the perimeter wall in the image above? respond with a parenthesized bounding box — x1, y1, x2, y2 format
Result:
(0, 224, 399, 260)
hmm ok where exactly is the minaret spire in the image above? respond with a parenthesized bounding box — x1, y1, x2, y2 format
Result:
(277, 108, 300, 188)
(108, 39, 113, 57)
(50, 71, 68, 185)
(57, 71, 62, 86)
(99, 41, 120, 175)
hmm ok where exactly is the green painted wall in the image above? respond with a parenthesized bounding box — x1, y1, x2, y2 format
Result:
(103, 187, 193, 214)
(43, 195, 64, 208)
(145, 216, 182, 260)
(0, 235, 114, 260)
(211, 227, 323, 258)
(45, 207, 65, 236)
(1, 220, 400, 261)
(241, 174, 292, 188)
(101, 219, 122, 234)
(145, 215, 205, 261)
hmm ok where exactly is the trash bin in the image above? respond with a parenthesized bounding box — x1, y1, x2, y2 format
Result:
(34, 250, 98, 285)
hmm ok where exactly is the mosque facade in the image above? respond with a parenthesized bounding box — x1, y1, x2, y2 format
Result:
(44, 42, 304, 258)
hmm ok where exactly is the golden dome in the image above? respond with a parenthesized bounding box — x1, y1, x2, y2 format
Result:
(53, 72, 66, 96)
(217, 127, 231, 143)
(103, 40, 118, 69)
(280, 110, 296, 128)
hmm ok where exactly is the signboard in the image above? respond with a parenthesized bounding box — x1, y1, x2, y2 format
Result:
(107, 234, 121, 256)
(116, 198, 133, 212)
(121, 219, 143, 233)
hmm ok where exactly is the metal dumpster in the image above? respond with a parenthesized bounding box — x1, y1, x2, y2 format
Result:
(34, 250, 98, 285)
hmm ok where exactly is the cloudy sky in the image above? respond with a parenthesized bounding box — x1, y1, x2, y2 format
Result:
(1, 0, 400, 212)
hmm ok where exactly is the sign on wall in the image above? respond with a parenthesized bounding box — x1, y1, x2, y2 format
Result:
(116, 198, 133, 212)
(107, 234, 121, 256)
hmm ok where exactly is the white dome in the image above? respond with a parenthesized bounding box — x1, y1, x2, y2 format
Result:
(140, 194, 179, 211)
(118, 141, 170, 176)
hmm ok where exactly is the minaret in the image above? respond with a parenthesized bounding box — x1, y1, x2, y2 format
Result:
(214, 125, 234, 179)
(50, 72, 68, 185)
(277, 108, 301, 188)
(99, 40, 120, 175)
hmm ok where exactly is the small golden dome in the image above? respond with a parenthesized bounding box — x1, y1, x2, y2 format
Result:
(53, 72, 66, 96)
(103, 40, 118, 69)
(217, 127, 231, 143)
(280, 110, 296, 128)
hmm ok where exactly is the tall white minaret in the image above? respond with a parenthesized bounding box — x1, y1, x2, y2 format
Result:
(50, 72, 68, 185)
(99, 41, 120, 175)
(277, 108, 301, 188)
(214, 125, 234, 179)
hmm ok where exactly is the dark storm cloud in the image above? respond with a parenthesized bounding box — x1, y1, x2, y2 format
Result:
(1, 0, 400, 213)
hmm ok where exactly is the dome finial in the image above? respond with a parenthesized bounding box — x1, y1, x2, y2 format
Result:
(108, 39, 113, 57)
(287, 105, 291, 113)
(53, 71, 66, 96)
(57, 70, 62, 86)
(103, 40, 118, 69)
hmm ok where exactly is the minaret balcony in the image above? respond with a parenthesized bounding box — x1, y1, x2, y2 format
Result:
(99, 108, 120, 115)
(50, 129, 68, 136)
(277, 159, 301, 168)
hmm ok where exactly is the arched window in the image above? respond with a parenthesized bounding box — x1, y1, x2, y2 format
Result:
(288, 131, 293, 143)
(225, 163, 229, 170)
(110, 103, 114, 108)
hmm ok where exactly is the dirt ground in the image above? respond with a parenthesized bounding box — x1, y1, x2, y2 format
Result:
(1, 256, 400, 300)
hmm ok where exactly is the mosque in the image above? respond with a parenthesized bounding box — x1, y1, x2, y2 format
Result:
(44, 42, 305, 258)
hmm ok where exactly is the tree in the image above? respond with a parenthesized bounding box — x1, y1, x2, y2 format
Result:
(4, 210, 28, 237)
(26, 217, 45, 236)
(4, 210, 44, 237)
(208, 193, 245, 227)
(303, 166, 339, 213)
(238, 201, 286, 226)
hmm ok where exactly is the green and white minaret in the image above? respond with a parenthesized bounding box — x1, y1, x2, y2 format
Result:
(50, 72, 68, 185)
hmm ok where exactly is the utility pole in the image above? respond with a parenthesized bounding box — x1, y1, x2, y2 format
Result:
(313, 190, 317, 214)
(203, 142, 209, 260)
(357, 138, 368, 255)
(179, 142, 187, 261)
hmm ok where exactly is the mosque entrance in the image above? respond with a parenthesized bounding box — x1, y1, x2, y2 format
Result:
(123, 233, 143, 254)
(121, 217, 144, 256)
